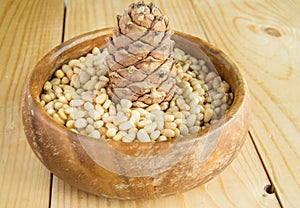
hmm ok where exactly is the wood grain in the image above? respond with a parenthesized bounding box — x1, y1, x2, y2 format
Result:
(49, 0, 280, 207)
(190, 0, 300, 207)
(0, 0, 64, 207)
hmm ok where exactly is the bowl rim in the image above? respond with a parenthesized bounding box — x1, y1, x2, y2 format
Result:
(24, 28, 248, 149)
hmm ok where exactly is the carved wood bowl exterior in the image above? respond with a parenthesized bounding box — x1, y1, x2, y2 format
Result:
(22, 28, 251, 200)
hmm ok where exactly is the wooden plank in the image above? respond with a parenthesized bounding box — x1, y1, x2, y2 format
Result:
(50, 0, 280, 207)
(0, 0, 64, 207)
(190, 0, 300, 207)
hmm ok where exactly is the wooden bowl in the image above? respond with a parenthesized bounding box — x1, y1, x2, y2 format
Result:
(22, 28, 251, 200)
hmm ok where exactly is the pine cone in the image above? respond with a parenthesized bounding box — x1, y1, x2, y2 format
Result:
(106, 1, 177, 106)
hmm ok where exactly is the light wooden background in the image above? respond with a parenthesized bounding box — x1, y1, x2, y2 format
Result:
(0, 0, 299, 207)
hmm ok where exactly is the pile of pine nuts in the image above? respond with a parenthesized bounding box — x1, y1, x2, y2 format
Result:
(40, 47, 233, 142)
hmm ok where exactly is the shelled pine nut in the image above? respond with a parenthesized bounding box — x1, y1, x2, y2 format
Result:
(40, 47, 234, 142)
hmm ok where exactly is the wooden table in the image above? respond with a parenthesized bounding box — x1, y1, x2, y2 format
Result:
(0, 0, 299, 207)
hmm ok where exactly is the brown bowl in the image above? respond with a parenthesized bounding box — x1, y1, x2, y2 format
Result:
(22, 28, 251, 200)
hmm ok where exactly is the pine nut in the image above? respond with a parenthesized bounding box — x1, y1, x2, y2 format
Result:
(50, 78, 60, 86)
(92, 47, 100, 55)
(43, 81, 52, 91)
(122, 132, 135, 142)
(75, 118, 87, 129)
(53, 113, 65, 125)
(94, 120, 104, 128)
(205, 72, 217, 82)
(137, 119, 152, 128)
(180, 124, 189, 136)
(190, 64, 201, 70)
(113, 131, 126, 141)
(114, 112, 128, 125)
(66, 69, 74, 79)
(197, 113, 204, 121)
(49, 92, 56, 100)
(64, 107, 78, 115)
(119, 121, 133, 131)
(58, 96, 68, 104)
(146, 103, 161, 112)
(120, 99, 132, 109)
(70, 99, 84, 107)
(106, 128, 117, 138)
(164, 122, 177, 130)
(164, 114, 175, 122)
(187, 114, 197, 127)
(58, 109, 67, 120)
(129, 110, 140, 125)
(174, 118, 187, 125)
(204, 108, 214, 122)
(135, 108, 149, 117)
(89, 109, 101, 120)
(102, 100, 111, 109)
(137, 129, 151, 142)
(61, 64, 71, 73)
(84, 80, 97, 91)
(84, 102, 94, 111)
(161, 129, 175, 138)
(70, 110, 85, 120)
(190, 106, 200, 114)
(174, 128, 180, 138)
(40, 100, 46, 107)
(144, 122, 157, 133)
(61, 77, 69, 84)
(99, 126, 107, 135)
(88, 130, 101, 139)
(81, 91, 94, 102)
(109, 105, 117, 116)
(173, 112, 184, 119)
(85, 124, 95, 134)
(54, 102, 63, 110)
(158, 135, 167, 141)
(66, 120, 75, 128)
(40, 46, 233, 142)
(95, 104, 104, 116)
(212, 99, 222, 107)
(150, 130, 160, 140)
(156, 117, 164, 130)
(46, 108, 55, 116)
(68, 59, 80, 67)
(42, 94, 52, 103)
(86, 117, 94, 124)
(64, 92, 73, 101)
